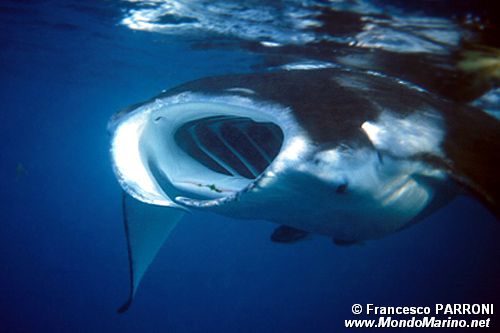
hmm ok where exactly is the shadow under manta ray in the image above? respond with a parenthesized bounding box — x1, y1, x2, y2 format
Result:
(109, 67, 499, 313)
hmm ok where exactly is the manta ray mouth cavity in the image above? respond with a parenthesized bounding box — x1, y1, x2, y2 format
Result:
(175, 115, 284, 180)
(147, 100, 288, 203)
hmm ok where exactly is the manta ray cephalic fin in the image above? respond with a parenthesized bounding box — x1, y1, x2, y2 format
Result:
(117, 192, 185, 313)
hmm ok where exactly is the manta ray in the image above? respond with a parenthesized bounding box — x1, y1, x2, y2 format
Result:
(109, 67, 499, 312)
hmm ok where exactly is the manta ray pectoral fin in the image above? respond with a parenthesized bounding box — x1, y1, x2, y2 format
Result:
(118, 193, 185, 313)
(440, 106, 500, 219)
(270, 226, 309, 243)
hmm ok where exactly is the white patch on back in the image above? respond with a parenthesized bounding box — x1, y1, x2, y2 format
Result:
(361, 110, 444, 158)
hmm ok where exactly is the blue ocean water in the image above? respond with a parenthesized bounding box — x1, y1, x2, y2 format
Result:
(0, 1, 498, 332)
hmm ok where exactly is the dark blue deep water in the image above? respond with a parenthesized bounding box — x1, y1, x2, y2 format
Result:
(0, 1, 498, 332)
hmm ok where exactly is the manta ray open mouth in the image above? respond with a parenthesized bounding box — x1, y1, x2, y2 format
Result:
(110, 94, 300, 207)
(162, 115, 284, 199)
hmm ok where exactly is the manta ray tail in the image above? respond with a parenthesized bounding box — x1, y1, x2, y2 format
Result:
(118, 193, 185, 313)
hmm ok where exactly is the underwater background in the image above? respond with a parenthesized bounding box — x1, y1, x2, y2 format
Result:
(0, 1, 498, 332)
